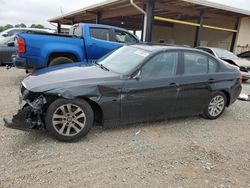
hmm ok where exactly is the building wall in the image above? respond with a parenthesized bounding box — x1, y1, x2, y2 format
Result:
(152, 25, 174, 44)
(152, 24, 195, 47)
(152, 17, 236, 50)
(236, 17, 250, 47)
(200, 29, 233, 50)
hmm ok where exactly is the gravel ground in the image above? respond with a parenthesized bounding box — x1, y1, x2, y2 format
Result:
(0, 67, 249, 188)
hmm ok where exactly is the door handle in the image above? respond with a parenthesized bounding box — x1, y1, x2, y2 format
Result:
(208, 78, 215, 83)
(169, 83, 178, 86)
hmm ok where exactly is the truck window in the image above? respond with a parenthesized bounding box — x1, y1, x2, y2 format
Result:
(114, 30, 137, 43)
(90, 28, 110, 41)
(69, 26, 83, 37)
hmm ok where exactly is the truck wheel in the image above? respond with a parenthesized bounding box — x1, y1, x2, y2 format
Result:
(45, 98, 94, 142)
(49, 57, 74, 66)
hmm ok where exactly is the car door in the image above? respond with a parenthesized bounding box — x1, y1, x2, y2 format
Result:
(0, 36, 16, 63)
(174, 51, 218, 117)
(0, 46, 16, 63)
(85, 27, 122, 61)
(121, 51, 180, 124)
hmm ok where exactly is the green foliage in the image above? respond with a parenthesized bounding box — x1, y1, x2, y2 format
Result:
(30, 24, 45, 29)
(0, 24, 13, 32)
(0, 23, 45, 32)
(15, 23, 27, 28)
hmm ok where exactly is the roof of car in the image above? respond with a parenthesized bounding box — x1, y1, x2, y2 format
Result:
(0, 27, 55, 33)
(130, 44, 199, 53)
(197, 46, 229, 51)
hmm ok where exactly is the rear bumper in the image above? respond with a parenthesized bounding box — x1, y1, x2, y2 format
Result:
(229, 84, 242, 106)
(12, 55, 29, 69)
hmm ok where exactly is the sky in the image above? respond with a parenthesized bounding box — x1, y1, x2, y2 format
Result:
(0, 0, 250, 29)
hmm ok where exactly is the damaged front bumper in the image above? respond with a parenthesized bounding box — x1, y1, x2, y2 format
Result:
(3, 95, 47, 131)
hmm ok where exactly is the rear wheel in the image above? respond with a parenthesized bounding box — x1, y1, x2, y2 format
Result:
(49, 57, 74, 66)
(202, 92, 227, 120)
(45, 98, 93, 142)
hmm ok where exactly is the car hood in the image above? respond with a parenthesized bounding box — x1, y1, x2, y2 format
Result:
(23, 64, 121, 93)
(227, 58, 250, 67)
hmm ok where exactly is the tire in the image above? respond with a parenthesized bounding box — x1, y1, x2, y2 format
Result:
(202, 92, 227, 120)
(49, 57, 74, 66)
(45, 98, 94, 142)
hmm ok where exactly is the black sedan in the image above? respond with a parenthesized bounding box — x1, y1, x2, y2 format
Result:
(0, 36, 16, 65)
(4, 45, 242, 141)
(238, 51, 250, 61)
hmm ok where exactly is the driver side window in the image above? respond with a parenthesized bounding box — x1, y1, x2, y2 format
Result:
(141, 52, 178, 79)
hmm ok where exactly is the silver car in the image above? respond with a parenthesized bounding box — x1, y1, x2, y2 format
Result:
(197, 47, 250, 81)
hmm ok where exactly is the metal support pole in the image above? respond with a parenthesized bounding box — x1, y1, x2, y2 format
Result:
(230, 18, 240, 52)
(145, 0, 154, 42)
(194, 13, 204, 47)
(141, 11, 145, 41)
(96, 12, 101, 24)
(57, 23, 61, 34)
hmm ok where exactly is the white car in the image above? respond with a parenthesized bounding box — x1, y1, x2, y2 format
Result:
(197, 47, 250, 81)
(0, 28, 55, 44)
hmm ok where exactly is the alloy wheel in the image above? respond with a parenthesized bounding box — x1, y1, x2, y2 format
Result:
(208, 95, 225, 117)
(52, 104, 86, 136)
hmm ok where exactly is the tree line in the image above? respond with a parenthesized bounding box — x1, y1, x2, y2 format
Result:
(0, 23, 46, 32)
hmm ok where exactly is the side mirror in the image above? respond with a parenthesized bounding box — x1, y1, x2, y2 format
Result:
(7, 41, 15, 47)
(2, 33, 8, 37)
(132, 70, 141, 80)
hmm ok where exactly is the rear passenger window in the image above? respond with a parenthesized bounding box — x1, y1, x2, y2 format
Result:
(73, 27, 83, 37)
(90, 28, 110, 41)
(184, 52, 208, 75)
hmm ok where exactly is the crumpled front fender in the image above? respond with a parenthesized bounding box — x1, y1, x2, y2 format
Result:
(3, 96, 47, 131)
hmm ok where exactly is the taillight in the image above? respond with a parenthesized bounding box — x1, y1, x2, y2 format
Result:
(240, 73, 243, 85)
(17, 37, 26, 53)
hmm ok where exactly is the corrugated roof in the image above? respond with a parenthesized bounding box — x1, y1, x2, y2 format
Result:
(48, 0, 250, 23)
(183, 0, 250, 16)
(48, 0, 122, 22)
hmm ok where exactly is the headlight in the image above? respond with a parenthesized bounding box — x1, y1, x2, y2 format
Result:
(20, 83, 29, 99)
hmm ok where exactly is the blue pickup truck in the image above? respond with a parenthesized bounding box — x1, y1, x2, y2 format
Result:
(14, 24, 139, 69)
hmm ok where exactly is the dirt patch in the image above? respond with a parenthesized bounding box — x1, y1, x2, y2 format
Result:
(0, 67, 249, 187)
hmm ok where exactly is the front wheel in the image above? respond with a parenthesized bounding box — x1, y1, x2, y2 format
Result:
(202, 92, 227, 120)
(45, 98, 94, 142)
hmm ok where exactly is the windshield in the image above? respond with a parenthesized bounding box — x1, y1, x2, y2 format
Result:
(213, 48, 238, 60)
(97, 46, 150, 75)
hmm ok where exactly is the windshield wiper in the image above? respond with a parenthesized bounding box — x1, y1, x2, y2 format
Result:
(92, 60, 109, 71)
